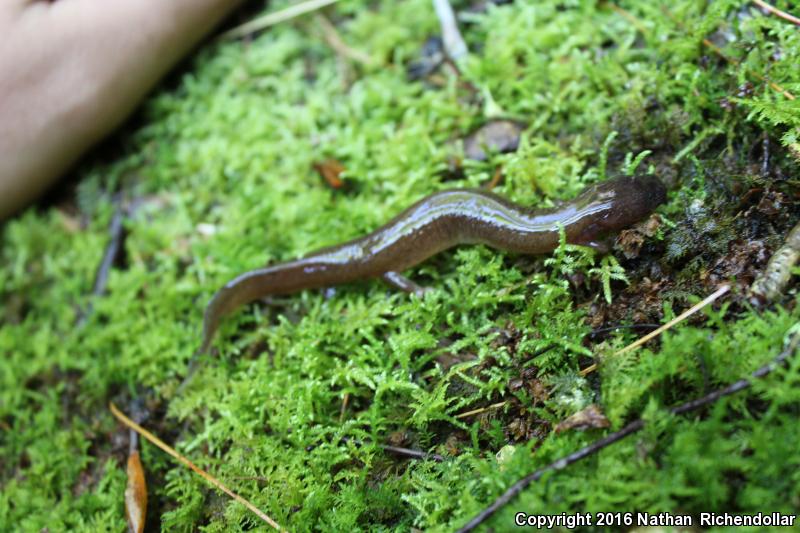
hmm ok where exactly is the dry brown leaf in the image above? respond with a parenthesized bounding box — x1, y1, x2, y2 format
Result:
(56, 210, 82, 233)
(124, 450, 147, 533)
(554, 404, 610, 433)
(313, 159, 347, 189)
(617, 214, 661, 259)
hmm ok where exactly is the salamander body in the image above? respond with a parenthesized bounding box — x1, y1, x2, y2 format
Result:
(200, 176, 666, 353)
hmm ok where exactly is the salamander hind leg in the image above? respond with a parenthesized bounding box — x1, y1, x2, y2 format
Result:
(382, 271, 432, 297)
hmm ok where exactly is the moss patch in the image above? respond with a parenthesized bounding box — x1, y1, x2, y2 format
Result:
(2, 1, 800, 531)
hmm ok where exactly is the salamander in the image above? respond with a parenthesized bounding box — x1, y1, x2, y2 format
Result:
(199, 176, 666, 353)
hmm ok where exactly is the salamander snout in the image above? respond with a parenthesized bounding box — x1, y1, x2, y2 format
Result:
(597, 175, 667, 231)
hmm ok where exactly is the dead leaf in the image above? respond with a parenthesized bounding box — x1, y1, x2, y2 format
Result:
(444, 433, 463, 456)
(617, 214, 661, 259)
(313, 159, 347, 189)
(56, 210, 82, 233)
(554, 404, 610, 433)
(756, 190, 786, 216)
(528, 378, 549, 403)
(387, 430, 410, 447)
(125, 450, 147, 533)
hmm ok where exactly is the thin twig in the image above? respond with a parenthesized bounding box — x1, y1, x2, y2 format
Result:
(109, 403, 286, 532)
(221, 0, 340, 40)
(76, 198, 126, 327)
(485, 166, 504, 190)
(432, 0, 468, 61)
(339, 392, 350, 423)
(454, 401, 508, 419)
(587, 323, 661, 339)
(382, 444, 446, 462)
(314, 14, 374, 66)
(340, 436, 445, 462)
(580, 284, 730, 376)
(606, 3, 649, 34)
(92, 203, 125, 297)
(752, 0, 800, 27)
(129, 428, 139, 455)
(457, 330, 800, 532)
(750, 220, 800, 303)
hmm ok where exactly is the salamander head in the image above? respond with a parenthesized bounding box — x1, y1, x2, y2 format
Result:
(571, 175, 667, 243)
(599, 175, 666, 228)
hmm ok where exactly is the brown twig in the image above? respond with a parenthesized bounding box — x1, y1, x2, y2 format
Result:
(457, 329, 800, 532)
(606, 3, 649, 34)
(580, 284, 730, 376)
(485, 166, 504, 190)
(752, 0, 800, 27)
(109, 403, 286, 532)
(314, 14, 374, 66)
(221, 0, 340, 40)
(454, 401, 508, 419)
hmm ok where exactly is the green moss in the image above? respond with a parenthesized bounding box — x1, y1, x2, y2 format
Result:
(2, 1, 800, 531)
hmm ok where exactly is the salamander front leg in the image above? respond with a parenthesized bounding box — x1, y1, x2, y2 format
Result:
(575, 238, 614, 254)
(586, 240, 612, 254)
(382, 271, 432, 297)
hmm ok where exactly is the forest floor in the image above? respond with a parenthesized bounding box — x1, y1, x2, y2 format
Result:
(2, 1, 800, 531)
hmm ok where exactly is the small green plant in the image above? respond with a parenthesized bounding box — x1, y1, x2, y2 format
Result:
(589, 254, 630, 304)
(597, 131, 618, 181)
(622, 149, 653, 176)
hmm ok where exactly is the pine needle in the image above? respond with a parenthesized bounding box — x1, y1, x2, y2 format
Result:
(752, 0, 800, 27)
(221, 0, 340, 40)
(580, 284, 731, 376)
(454, 401, 508, 419)
(314, 13, 375, 66)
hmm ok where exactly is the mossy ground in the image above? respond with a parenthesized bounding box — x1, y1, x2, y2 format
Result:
(2, 1, 800, 531)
